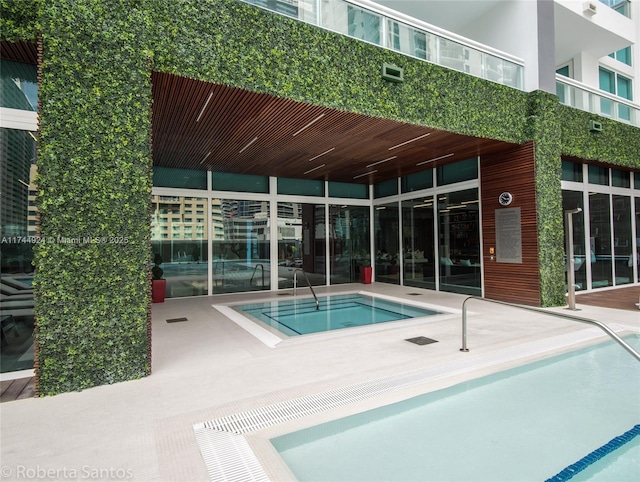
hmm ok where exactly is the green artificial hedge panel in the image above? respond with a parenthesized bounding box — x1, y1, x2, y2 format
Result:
(0, 0, 42, 42)
(527, 91, 566, 307)
(33, 0, 153, 395)
(148, 0, 529, 144)
(558, 105, 640, 168)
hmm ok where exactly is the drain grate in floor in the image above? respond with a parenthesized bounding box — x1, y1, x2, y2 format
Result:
(406, 336, 438, 346)
(406, 293, 423, 296)
(166, 317, 188, 323)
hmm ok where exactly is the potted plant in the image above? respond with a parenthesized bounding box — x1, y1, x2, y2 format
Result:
(152, 254, 166, 303)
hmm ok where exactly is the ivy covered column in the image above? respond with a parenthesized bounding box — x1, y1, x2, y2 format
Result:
(527, 90, 566, 307)
(34, 0, 153, 394)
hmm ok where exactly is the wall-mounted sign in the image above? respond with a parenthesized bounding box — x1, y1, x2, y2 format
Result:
(498, 192, 513, 206)
(495, 207, 522, 263)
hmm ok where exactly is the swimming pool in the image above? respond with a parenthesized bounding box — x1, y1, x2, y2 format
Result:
(271, 336, 640, 481)
(232, 293, 442, 336)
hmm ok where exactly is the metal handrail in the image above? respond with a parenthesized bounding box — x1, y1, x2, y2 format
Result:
(293, 268, 319, 310)
(461, 296, 640, 362)
(249, 263, 264, 287)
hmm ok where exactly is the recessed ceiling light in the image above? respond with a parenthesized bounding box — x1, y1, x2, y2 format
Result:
(304, 164, 325, 175)
(353, 170, 377, 179)
(308, 147, 335, 162)
(196, 92, 213, 122)
(416, 152, 454, 166)
(293, 113, 326, 137)
(366, 156, 396, 168)
(239, 137, 258, 153)
(388, 132, 430, 150)
(199, 151, 212, 164)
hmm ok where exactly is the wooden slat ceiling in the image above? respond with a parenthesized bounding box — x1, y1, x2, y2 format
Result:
(152, 71, 519, 184)
(0, 40, 521, 184)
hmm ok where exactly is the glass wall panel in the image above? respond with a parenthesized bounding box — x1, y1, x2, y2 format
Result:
(277, 202, 326, 288)
(328, 181, 368, 199)
(589, 193, 613, 288)
(153, 167, 207, 189)
(0, 128, 37, 372)
(374, 203, 399, 284)
(611, 169, 631, 188)
(438, 188, 481, 295)
(402, 197, 435, 289)
(347, 5, 381, 45)
(636, 197, 640, 283)
(210, 198, 269, 294)
(0, 60, 37, 111)
(401, 169, 433, 193)
(329, 205, 370, 284)
(213, 172, 269, 193)
(612, 195, 632, 285)
(373, 178, 397, 198)
(562, 190, 587, 291)
(561, 160, 583, 182)
(588, 165, 609, 186)
(151, 196, 208, 297)
(277, 177, 324, 196)
(436, 158, 478, 186)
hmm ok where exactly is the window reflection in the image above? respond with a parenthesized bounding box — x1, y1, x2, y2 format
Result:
(437, 189, 481, 295)
(329, 205, 370, 284)
(562, 190, 587, 290)
(0, 128, 37, 373)
(151, 196, 208, 297)
(402, 198, 435, 289)
(211, 199, 269, 294)
(374, 203, 400, 285)
(589, 192, 613, 288)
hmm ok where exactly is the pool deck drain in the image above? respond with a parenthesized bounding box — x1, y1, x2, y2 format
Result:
(406, 336, 438, 345)
(166, 317, 189, 323)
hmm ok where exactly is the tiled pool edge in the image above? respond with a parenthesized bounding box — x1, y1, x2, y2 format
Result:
(193, 327, 630, 481)
(212, 290, 460, 348)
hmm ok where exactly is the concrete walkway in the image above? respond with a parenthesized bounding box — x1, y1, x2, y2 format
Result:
(1, 284, 638, 481)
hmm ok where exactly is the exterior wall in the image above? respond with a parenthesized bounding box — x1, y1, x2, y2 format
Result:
(481, 143, 542, 305)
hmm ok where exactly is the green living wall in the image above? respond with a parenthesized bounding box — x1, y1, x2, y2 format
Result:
(1, 0, 154, 395)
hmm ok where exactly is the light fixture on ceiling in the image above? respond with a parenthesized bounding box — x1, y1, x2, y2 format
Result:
(308, 147, 335, 162)
(293, 113, 326, 137)
(199, 151, 212, 164)
(388, 132, 430, 150)
(304, 164, 325, 175)
(412, 202, 433, 208)
(239, 137, 258, 153)
(366, 156, 396, 168)
(375, 206, 386, 210)
(195, 92, 213, 122)
(353, 170, 377, 179)
(416, 152, 454, 166)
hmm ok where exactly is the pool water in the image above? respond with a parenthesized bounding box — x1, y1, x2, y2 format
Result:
(234, 293, 440, 336)
(271, 336, 640, 481)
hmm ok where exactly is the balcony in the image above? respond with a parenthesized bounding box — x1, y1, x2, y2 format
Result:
(241, 0, 524, 90)
(556, 75, 639, 126)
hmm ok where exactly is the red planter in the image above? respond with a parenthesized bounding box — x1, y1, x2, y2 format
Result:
(152, 279, 167, 303)
(360, 266, 372, 284)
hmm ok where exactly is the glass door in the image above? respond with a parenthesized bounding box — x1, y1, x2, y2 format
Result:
(329, 205, 370, 284)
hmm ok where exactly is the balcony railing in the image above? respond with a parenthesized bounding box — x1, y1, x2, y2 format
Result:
(556, 75, 640, 127)
(241, 0, 524, 90)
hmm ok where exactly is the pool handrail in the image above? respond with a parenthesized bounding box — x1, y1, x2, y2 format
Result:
(293, 268, 319, 310)
(250, 263, 265, 287)
(461, 296, 640, 362)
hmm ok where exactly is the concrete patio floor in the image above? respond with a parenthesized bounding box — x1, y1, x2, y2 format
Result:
(1, 283, 639, 481)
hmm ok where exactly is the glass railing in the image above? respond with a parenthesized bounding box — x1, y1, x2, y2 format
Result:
(241, 0, 524, 90)
(556, 75, 639, 127)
